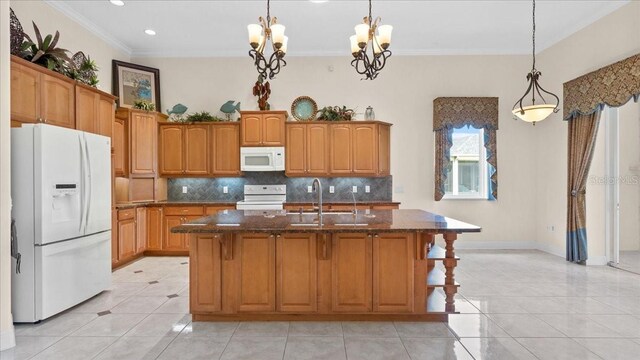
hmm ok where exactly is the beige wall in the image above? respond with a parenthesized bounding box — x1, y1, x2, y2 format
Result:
(10, 0, 130, 91)
(619, 101, 640, 251)
(1, 0, 15, 351)
(133, 54, 537, 246)
(535, 1, 640, 262)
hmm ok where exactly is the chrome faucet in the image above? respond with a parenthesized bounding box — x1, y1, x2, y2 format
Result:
(312, 178, 323, 221)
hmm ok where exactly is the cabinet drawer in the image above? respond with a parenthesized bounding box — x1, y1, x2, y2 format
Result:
(118, 208, 136, 220)
(163, 206, 204, 216)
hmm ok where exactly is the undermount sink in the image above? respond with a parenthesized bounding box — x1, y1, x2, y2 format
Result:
(286, 211, 354, 216)
(290, 223, 322, 227)
(335, 223, 369, 226)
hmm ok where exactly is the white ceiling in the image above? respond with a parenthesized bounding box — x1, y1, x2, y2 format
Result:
(45, 0, 629, 57)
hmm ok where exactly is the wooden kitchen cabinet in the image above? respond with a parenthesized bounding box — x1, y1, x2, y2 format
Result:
(111, 210, 119, 266)
(117, 210, 136, 260)
(158, 124, 184, 175)
(286, 123, 329, 176)
(211, 123, 241, 175)
(329, 124, 353, 174)
(185, 125, 210, 175)
(191, 234, 223, 313)
(240, 111, 286, 146)
(162, 206, 204, 251)
(276, 233, 318, 312)
(75, 84, 116, 137)
(146, 207, 163, 250)
(113, 117, 128, 176)
(352, 123, 377, 174)
(326, 122, 391, 177)
(135, 207, 147, 254)
(373, 233, 414, 313)
(130, 111, 157, 175)
(10, 56, 75, 128)
(236, 233, 276, 312)
(377, 124, 391, 176)
(158, 124, 210, 176)
(332, 233, 372, 312)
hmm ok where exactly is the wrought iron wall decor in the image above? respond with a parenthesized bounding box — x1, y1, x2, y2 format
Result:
(247, 0, 288, 80)
(349, 0, 393, 80)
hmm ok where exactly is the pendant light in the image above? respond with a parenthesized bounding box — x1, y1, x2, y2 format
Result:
(512, 0, 559, 125)
(349, 0, 393, 80)
(247, 0, 288, 80)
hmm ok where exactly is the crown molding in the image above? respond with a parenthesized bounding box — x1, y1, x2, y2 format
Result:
(43, 0, 132, 56)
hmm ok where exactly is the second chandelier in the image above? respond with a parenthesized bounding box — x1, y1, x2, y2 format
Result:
(349, 0, 393, 80)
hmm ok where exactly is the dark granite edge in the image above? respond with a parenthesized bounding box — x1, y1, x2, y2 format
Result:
(172, 227, 482, 234)
(116, 201, 401, 210)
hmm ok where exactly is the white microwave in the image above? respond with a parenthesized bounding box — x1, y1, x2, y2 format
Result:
(240, 147, 285, 171)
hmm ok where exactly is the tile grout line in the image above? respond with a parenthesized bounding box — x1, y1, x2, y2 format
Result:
(217, 321, 240, 360)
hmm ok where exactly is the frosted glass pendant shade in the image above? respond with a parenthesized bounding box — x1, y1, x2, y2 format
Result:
(377, 24, 393, 47)
(280, 36, 288, 54)
(270, 24, 286, 46)
(247, 24, 262, 47)
(512, 104, 556, 123)
(350, 35, 359, 55)
(355, 23, 370, 46)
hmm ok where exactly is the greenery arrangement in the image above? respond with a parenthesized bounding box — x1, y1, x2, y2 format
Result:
(18, 21, 70, 73)
(133, 100, 156, 111)
(66, 54, 99, 87)
(317, 106, 355, 121)
(184, 111, 226, 123)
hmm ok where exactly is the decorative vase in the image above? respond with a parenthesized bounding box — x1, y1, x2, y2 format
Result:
(365, 106, 375, 120)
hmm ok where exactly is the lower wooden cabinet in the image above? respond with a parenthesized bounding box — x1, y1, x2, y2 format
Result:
(373, 233, 415, 313)
(276, 233, 317, 312)
(331, 233, 372, 312)
(190, 234, 223, 312)
(146, 207, 163, 250)
(236, 233, 276, 312)
(117, 213, 136, 260)
(135, 207, 147, 254)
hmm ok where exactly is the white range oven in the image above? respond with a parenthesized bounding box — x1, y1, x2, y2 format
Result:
(236, 185, 286, 210)
(240, 147, 285, 172)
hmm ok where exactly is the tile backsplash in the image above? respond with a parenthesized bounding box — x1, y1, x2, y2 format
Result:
(167, 173, 392, 202)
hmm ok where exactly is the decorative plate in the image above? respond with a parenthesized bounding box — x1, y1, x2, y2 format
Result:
(291, 96, 318, 121)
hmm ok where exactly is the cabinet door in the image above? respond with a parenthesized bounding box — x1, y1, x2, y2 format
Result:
(352, 124, 377, 174)
(75, 86, 98, 133)
(135, 207, 147, 254)
(285, 123, 306, 175)
(111, 210, 119, 266)
(332, 233, 372, 312)
(211, 124, 241, 175)
(236, 233, 276, 312)
(191, 234, 222, 313)
(307, 123, 329, 175)
(113, 118, 128, 176)
(163, 216, 186, 251)
(158, 125, 184, 175)
(97, 96, 115, 138)
(146, 207, 163, 250)
(130, 112, 156, 175)
(41, 74, 75, 128)
(262, 113, 285, 146)
(184, 125, 209, 175)
(241, 114, 263, 146)
(118, 218, 136, 260)
(276, 233, 317, 312)
(10, 61, 41, 123)
(329, 124, 352, 174)
(377, 124, 390, 175)
(373, 233, 414, 313)
(183, 216, 201, 249)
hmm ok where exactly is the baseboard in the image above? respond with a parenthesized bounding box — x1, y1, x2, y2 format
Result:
(535, 242, 565, 258)
(453, 241, 537, 250)
(0, 321, 16, 351)
(586, 256, 608, 266)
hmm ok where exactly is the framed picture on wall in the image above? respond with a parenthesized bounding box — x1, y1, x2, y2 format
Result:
(112, 60, 161, 109)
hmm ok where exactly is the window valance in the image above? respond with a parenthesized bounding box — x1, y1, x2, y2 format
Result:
(563, 53, 640, 120)
(433, 97, 499, 131)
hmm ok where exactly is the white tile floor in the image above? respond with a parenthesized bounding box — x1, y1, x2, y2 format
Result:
(2, 250, 640, 359)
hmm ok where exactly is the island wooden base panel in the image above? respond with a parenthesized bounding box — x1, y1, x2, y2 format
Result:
(192, 313, 449, 322)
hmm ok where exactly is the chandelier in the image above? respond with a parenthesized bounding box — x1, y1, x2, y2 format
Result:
(247, 0, 288, 80)
(349, 0, 393, 80)
(512, 0, 559, 125)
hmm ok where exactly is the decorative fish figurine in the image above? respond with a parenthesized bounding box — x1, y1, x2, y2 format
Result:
(220, 101, 241, 115)
(167, 103, 188, 116)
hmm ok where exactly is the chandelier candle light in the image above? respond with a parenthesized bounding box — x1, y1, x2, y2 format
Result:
(247, 0, 288, 80)
(512, 0, 559, 125)
(349, 0, 393, 80)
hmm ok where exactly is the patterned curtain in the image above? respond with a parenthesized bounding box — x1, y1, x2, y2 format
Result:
(433, 97, 499, 201)
(566, 111, 601, 263)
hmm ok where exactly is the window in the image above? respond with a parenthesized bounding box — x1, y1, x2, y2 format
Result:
(443, 125, 488, 199)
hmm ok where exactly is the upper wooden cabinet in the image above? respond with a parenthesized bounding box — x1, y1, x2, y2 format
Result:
(158, 122, 240, 177)
(11, 56, 75, 128)
(116, 108, 166, 178)
(329, 124, 353, 175)
(113, 117, 128, 177)
(240, 111, 286, 146)
(75, 84, 116, 137)
(286, 123, 329, 176)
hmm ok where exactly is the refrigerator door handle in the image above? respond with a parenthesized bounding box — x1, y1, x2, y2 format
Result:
(83, 133, 92, 235)
(78, 134, 85, 234)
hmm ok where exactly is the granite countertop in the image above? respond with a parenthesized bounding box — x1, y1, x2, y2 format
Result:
(170, 209, 481, 234)
(115, 200, 400, 209)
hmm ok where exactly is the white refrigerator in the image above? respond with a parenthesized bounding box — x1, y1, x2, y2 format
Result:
(11, 124, 112, 323)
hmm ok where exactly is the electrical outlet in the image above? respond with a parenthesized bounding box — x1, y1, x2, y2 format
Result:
(365, 185, 371, 193)
(352, 186, 358, 193)
(329, 186, 335, 193)
(547, 225, 555, 232)
(223, 186, 228, 194)
(307, 185, 313, 193)
(182, 186, 188, 194)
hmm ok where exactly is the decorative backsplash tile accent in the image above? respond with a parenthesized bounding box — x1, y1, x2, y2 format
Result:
(167, 173, 393, 202)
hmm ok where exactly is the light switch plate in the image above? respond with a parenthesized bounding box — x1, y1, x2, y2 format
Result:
(182, 186, 188, 194)
(223, 186, 228, 194)
(307, 185, 313, 193)
(329, 186, 335, 194)
(352, 186, 358, 193)
(365, 185, 371, 193)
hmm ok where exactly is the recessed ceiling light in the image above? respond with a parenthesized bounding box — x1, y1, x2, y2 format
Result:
(144, 29, 156, 36)
(109, 0, 125, 6)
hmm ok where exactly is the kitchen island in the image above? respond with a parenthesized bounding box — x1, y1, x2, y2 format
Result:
(172, 209, 480, 322)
